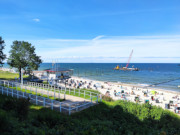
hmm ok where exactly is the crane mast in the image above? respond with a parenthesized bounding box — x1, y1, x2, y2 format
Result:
(126, 49, 133, 68)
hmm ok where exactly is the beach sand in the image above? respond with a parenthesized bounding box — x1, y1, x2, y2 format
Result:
(69, 76, 180, 114)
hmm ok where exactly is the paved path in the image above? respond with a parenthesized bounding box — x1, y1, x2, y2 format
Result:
(23, 85, 95, 103)
(0, 85, 97, 114)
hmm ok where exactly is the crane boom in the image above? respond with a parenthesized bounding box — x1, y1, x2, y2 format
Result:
(126, 50, 133, 68)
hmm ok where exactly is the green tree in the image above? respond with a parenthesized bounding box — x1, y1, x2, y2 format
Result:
(0, 37, 6, 67)
(8, 41, 42, 79)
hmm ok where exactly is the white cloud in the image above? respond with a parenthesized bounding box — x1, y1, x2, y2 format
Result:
(33, 18, 40, 22)
(4, 35, 180, 63)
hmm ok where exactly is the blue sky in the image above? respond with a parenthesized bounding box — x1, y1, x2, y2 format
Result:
(0, 0, 180, 63)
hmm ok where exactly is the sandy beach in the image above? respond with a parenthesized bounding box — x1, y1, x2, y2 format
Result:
(67, 76, 180, 114)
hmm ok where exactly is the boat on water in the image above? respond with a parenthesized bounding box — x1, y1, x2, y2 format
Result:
(178, 85, 180, 88)
(114, 50, 139, 71)
(114, 65, 139, 71)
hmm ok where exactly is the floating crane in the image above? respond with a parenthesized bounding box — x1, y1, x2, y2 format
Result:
(114, 49, 139, 71)
(126, 49, 133, 68)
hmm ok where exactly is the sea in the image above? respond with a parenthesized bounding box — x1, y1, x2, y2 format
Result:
(3, 63, 180, 92)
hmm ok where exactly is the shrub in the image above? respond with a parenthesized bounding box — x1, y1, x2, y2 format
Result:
(0, 110, 11, 132)
(16, 98, 30, 120)
(102, 95, 114, 102)
(34, 110, 61, 128)
(2, 97, 17, 111)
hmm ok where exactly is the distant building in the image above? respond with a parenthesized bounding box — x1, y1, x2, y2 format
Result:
(44, 68, 73, 80)
(32, 68, 73, 81)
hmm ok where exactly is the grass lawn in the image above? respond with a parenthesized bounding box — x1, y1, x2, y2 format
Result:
(0, 70, 28, 80)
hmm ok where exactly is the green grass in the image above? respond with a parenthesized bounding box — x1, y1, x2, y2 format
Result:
(0, 94, 180, 135)
(0, 70, 28, 80)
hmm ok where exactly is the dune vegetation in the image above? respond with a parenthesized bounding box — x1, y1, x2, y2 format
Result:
(0, 93, 180, 135)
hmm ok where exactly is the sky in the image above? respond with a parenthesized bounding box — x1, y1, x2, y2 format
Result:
(0, 0, 180, 63)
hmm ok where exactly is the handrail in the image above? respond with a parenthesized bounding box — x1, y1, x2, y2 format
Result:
(0, 80, 97, 115)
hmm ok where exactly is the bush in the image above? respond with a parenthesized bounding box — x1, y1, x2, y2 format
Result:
(102, 95, 114, 102)
(34, 110, 61, 128)
(16, 98, 30, 120)
(0, 110, 10, 132)
(2, 97, 17, 111)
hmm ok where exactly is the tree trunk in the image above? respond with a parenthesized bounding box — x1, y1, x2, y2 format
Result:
(19, 68, 21, 81)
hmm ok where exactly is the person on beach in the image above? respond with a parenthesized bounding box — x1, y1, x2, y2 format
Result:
(114, 90, 117, 96)
(151, 96, 154, 101)
(131, 91, 135, 95)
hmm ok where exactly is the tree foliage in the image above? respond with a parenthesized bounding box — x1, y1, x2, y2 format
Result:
(8, 41, 42, 78)
(0, 37, 6, 67)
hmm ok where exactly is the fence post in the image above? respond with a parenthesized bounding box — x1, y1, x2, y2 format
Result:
(48, 89, 49, 98)
(74, 88, 75, 95)
(69, 88, 70, 94)
(23, 92, 24, 98)
(60, 102, 62, 112)
(43, 97, 45, 107)
(84, 90, 85, 98)
(54, 86, 55, 100)
(2, 87, 3, 94)
(17, 90, 19, 98)
(59, 88, 60, 99)
(25, 86, 26, 93)
(64, 91, 66, 100)
(96, 96, 98, 103)
(100, 94, 102, 102)
(8, 82, 9, 88)
(12, 89, 13, 97)
(79, 89, 80, 96)
(90, 92, 92, 99)
(91, 98, 92, 104)
(30, 87, 31, 93)
(36, 95, 38, 105)
(51, 100, 53, 110)
(36, 87, 37, 95)
(7, 88, 8, 96)
(69, 104, 71, 115)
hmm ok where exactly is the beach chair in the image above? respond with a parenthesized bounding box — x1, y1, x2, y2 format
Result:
(155, 99, 159, 103)
(165, 104, 170, 109)
(169, 100, 174, 106)
(145, 99, 149, 104)
(134, 97, 139, 102)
